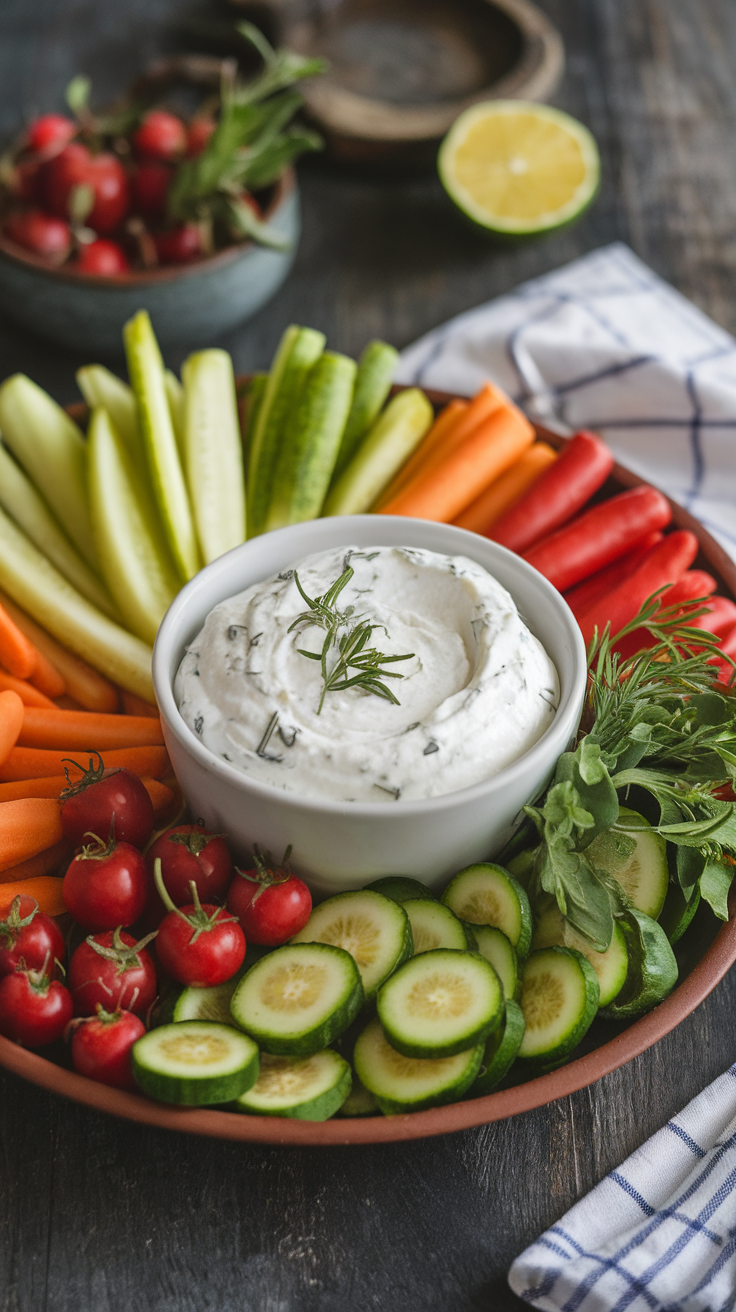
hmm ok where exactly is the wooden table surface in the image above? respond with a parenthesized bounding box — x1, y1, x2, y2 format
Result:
(2, 2, 736, 1308)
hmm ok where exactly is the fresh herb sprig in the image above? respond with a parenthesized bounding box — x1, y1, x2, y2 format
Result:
(288, 567, 415, 715)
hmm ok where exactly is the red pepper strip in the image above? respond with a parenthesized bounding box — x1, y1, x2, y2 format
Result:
(614, 570, 718, 659)
(564, 530, 664, 618)
(688, 595, 736, 633)
(523, 485, 672, 592)
(487, 431, 614, 554)
(577, 529, 699, 646)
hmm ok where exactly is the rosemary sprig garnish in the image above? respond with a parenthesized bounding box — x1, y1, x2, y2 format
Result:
(287, 567, 414, 714)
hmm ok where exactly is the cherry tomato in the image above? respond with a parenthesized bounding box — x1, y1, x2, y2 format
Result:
(152, 858, 245, 986)
(42, 142, 130, 234)
(0, 895, 65, 977)
(69, 927, 157, 1016)
(153, 224, 202, 265)
(60, 753, 154, 849)
(25, 113, 75, 156)
(63, 833, 147, 933)
(227, 847, 311, 946)
(133, 110, 187, 162)
(70, 1007, 145, 1089)
(145, 825, 232, 919)
(186, 117, 216, 157)
(4, 209, 71, 260)
(0, 964, 73, 1046)
(76, 238, 130, 274)
(131, 161, 172, 219)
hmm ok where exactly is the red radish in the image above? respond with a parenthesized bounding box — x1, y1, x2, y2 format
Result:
(42, 142, 130, 234)
(577, 529, 699, 646)
(69, 927, 157, 1016)
(0, 962, 73, 1046)
(4, 209, 71, 261)
(186, 118, 216, 157)
(131, 161, 172, 219)
(153, 224, 202, 264)
(523, 486, 672, 592)
(62, 831, 148, 932)
(25, 114, 75, 155)
(565, 531, 664, 618)
(70, 1007, 145, 1089)
(0, 894, 65, 977)
(76, 239, 130, 274)
(488, 431, 615, 554)
(12, 159, 42, 201)
(133, 110, 187, 162)
(60, 753, 154, 850)
(153, 860, 245, 987)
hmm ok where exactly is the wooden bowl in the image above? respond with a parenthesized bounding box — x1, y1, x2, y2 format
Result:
(1, 405, 734, 1144)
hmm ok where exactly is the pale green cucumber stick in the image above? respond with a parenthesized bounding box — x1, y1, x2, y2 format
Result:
(76, 364, 139, 450)
(87, 407, 180, 646)
(323, 388, 434, 517)
(266, 351, 357, 531)
(0, 442, 116, 618)
(247, 325, 325, 538)
(164, 368, 186, 465)
(0, 374, 97, 567)
(123, 310, 201, 581)
(182, 350, 246, 563)
(241, 373, 268, 468)
(0, 503, 154, 701)
(330, 340, 399, 484)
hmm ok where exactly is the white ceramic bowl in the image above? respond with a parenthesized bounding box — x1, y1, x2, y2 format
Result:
(152, 516, 587, 896)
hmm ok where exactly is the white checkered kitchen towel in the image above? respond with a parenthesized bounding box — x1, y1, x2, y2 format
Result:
(507, 1065, 736, 1312)
(396, 242, 736, 563)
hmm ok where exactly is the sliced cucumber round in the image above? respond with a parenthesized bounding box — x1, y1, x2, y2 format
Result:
(230, 942, 363, 1056)
(377, 949, 504, 1058)
(471, 998, 526, 1096)
(234, 1048, 351, 1120)
(132, 1021, 259, 1105)
(659, 884, 700, 945)
(173, 974, 244, 1025)
(588, 808, 668, 920)
(364, 876, 435, 903)
(518, 946, 599, 1063)
(441, 864, 532, 959)
(470, 925, 518, 1000)
(531, 904, 628, 1008)
(405, 899, 470, 954)
(354, 1017, 483, 1115)
(291, 889, 412, 998)
(600, 909, 678, 1020)
(338, 1072, 379, 1117)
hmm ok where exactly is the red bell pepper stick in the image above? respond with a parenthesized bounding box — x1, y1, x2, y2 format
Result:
(688, 594, 736, 633)
(614, 570, 718, 660)
(578, 529, 699, 646)
(523, 485, 672, 592)
(487, 430, 614, 554)
(565, 530, 664, 618)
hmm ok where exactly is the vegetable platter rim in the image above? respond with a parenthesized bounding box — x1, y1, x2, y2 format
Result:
(1, 399, 735, 1144)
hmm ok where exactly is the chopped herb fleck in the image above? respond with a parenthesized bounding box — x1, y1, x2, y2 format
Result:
(423, 741, 439, 755)
(256, 711, 283, 762)
(374, 783, 401, 800)
(194, 715, 204, 735)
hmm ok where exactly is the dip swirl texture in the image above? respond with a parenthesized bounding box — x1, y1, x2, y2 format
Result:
(174, 546, 559, 803)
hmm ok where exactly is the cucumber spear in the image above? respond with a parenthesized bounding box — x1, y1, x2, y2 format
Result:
(330, 340, 398, 484)
(181, 349, 247, 564)
(323, 389, 434, 517)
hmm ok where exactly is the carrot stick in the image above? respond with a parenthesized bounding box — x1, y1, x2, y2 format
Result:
(0, 691, 25, 766)
(564, 531, 664, 618)
(488, 430, 615, 554)
(0, 877, 66, 917)
(18, 707, 164, 751)
(0, 796, 63, 871)
(53, 696, 87, 712)
(578, 530, 699, 646)
(0, 589, 119, 712)
(374, 399, 468, 509)
(0, 598, 38, 679)
(0, 776, 68, 802)
(0, 744, 169, 783)
(0, 838, 72, 884)
(141, 777, 176, 818)
(120, 689, 159, 718)
(28, 648, 66, 699)
(379, 403, 535, 522)
(0, 669, 56, 708)
(454, 442, 557, 534)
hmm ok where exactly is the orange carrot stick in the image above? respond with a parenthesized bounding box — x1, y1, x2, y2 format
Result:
(0, 838, 72, 884)
(0, 744, 170, 783)
(120, 689, 159, 718)
(0, 797, 63, 871)
(0, 776, 68, 802)
(141, 777, 175, 818)
(453, 442, 558, 534)
(374, 399, 468, 509)
(380, 403, 535, 522)
(0, 876, 66, 917)
(28, 649, 66, 699)
(0, 599, 38, 680)
(0, 691, 25, 766)
(0, 590, 119, 713)
(18, 708, 164, 751)
(53, 696, 87, 712)
(0, 669, 56, 708)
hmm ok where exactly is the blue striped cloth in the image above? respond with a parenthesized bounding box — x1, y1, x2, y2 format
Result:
(507, 1065, 736, 1312)
(396, 243, 736, 563)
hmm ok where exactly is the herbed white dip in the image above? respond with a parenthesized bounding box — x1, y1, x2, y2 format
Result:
(175, 546, 559, 804)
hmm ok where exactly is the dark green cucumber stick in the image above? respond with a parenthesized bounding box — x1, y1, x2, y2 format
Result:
(266, 352, 357, 531)
(331, 340, 399, 484)
(247, 325, 325, 538)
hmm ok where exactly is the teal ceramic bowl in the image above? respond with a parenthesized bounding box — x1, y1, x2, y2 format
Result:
(0, 168, 299, 355)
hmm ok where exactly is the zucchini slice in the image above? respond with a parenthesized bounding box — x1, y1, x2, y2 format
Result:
(588, 808, 668, 920)
(172, 976, 244, 1025)
(338, 1072, 379, 1117)
(377, 949, 503, 1058)
(518, 947, 599, 1063)
(364, 876, 435, 904)
(354, 1017, 483, 1114)
(470, 924, 519, 1001)
(531, 904, 628, 1008)
(441, 864, 532, 959)
(405, 899, 470, 954)
(600, 909, 678, 1020)
(234, 1048, 351, 1120)
(230, 943, 363, 1056)
(132, 1021, 259, 1105)
(471, 998, 526, 1096)
(291, 890, 412, 998)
